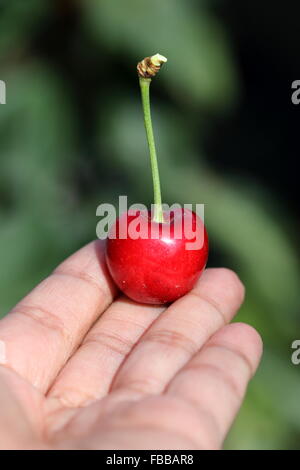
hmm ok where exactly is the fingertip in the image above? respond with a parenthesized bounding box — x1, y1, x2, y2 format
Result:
(208, 322, 263, 376)
(193, 268, 246, 321)
(200, 268, 245, 299)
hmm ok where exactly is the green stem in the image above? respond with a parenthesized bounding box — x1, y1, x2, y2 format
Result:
(139, 77, 164, 223)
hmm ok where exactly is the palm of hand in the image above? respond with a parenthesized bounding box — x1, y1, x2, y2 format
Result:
(0, 242, 262, 450)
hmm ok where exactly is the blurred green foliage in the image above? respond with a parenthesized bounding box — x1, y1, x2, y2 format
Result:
(0, 0, 299, 449)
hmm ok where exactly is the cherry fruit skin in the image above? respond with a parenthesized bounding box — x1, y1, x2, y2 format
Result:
(105, 208, 209, 305)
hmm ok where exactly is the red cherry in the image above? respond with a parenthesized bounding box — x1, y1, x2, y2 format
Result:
(105, 208, 209, 304)
(105, 54, 209, 304)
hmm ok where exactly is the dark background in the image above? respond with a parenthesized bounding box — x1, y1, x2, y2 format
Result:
(0, 0, 299, 449)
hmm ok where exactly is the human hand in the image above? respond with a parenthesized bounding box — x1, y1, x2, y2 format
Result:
(0, 241, 262, 449)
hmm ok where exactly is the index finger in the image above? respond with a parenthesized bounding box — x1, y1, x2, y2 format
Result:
(0, 240, 117, 392)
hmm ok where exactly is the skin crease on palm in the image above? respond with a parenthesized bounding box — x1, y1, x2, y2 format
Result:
(0, 240, 263, 450)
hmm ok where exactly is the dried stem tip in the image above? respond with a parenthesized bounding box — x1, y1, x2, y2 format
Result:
(137, 53, 168, 79)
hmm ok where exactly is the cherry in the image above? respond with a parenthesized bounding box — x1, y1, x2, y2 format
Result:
(105, 53, 209, 304)
(106, 208, 208, 304)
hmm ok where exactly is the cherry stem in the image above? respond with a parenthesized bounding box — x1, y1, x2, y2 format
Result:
(137, 53, 167, 223)
(139, 77, 165, 223)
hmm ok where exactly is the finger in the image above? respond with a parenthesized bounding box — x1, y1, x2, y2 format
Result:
(111, 268, 245, 397)
(0, 364, 45, 435)
(0, 367, 36, 450)
(166, 323, 263, 449)
(0, 240, 117, 392)
(47, 297, 164, 407)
